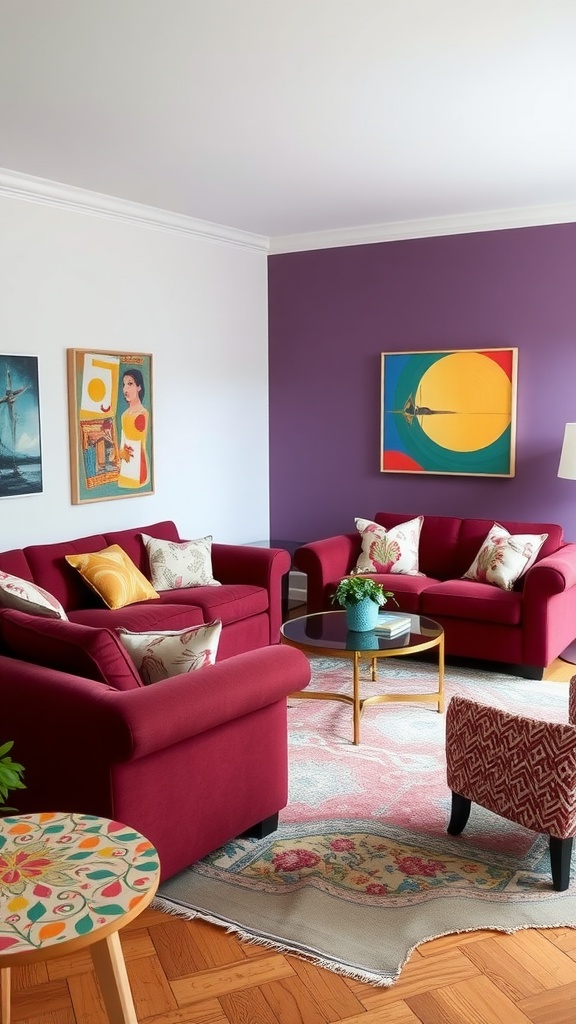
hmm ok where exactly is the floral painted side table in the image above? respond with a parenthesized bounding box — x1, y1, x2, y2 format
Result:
(0, 811, 160, 1024)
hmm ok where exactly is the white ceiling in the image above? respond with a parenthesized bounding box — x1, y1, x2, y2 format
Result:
(1, 0, 576, 248)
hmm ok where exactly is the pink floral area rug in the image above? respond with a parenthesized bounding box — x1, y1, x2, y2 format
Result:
(155, 657, 576, 986)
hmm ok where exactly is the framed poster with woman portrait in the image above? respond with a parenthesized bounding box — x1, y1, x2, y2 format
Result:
(67, 349, 154, 503)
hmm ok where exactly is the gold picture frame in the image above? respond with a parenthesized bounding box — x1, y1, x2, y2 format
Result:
(380, 347, 518, 476)
(67, 349, 154, 503)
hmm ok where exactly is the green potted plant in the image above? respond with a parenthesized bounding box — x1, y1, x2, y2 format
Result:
(0, 741, 25, 815)
(331, 576, 397, 631)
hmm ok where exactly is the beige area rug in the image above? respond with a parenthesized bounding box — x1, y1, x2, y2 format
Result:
(155, 657, 576, 986)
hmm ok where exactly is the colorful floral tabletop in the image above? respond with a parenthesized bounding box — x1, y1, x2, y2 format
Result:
(0, 811, 160, 955)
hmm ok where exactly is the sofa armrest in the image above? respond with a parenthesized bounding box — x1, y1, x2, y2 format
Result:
(114, 644, 310, 759)
(0, 644, 310, 787)
(294, 534, 360, 613)
(523, 543, 576, 598)
(211, 543, 291, 643)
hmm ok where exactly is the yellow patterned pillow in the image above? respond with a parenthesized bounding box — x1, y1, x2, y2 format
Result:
(65, 544, 159, 609)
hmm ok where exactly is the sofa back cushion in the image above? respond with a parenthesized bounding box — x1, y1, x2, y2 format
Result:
(0, 549, 34, 580)
(104, 521, 180, 576)
(0, 609, 142, 690)
(24, 533, 108, 611)
(455, 518, 563, 580)
(374, 512, 463, 580)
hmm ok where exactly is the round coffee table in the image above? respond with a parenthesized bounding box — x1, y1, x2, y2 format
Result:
(280, 610, 444, 745)
(0, 811, 160, 1024)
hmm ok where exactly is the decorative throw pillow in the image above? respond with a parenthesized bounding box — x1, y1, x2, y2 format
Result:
(65, 544, 159, 610)
(141, 533, 221, 591)
(463, 523, 548, 591)
(0, 571, 68, 620)
(117, 619, 222, 684)
(353, 516, 424, 575)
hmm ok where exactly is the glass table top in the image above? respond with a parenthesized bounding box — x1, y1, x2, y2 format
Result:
(281, 609, 443, 653)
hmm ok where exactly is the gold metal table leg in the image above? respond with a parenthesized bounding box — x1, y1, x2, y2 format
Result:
(353, 652, 361, 745)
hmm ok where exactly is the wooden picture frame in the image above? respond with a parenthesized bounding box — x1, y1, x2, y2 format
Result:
(380, 347, 518, 476)
(67, 349, 154, 503)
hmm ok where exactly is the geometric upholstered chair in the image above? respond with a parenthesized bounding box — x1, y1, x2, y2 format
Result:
(445, 677, 576, 891)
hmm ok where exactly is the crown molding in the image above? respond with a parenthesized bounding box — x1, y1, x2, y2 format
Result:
(269, 202, 576, 254)
(0, 168, 270, 253)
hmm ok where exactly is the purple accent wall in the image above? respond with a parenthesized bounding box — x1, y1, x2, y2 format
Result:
(268, 223, 576, 543)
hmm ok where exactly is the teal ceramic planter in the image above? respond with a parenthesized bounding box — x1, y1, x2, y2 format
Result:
(345, 597, 380, 632)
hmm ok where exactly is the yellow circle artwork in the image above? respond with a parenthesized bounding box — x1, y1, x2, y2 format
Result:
(418, 351, 511, 452)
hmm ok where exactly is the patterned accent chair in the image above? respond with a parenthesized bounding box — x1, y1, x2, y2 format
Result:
(446, 676, 576, 891)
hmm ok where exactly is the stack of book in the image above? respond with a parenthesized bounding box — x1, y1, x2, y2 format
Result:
(374, 612, 412, 638)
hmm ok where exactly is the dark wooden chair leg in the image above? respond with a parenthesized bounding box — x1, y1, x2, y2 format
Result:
(447, 792, 471, 836)
(549, 835, 573, 891)
(240, 812, 279, 840)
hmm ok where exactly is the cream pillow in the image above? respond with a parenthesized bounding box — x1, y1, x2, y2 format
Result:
(353, 516, 424, 575)
(463, 523, 548, 591)
(65, 544, 159, 610)
(141, 533, 221, 591)
(0, 571, 68, 620)
(118, 620, 222, 684)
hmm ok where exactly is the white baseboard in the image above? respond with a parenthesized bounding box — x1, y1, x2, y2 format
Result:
(289, 570, 307, 605)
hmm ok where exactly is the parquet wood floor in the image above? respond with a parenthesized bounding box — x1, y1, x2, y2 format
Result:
(8, 651, 576, 1023)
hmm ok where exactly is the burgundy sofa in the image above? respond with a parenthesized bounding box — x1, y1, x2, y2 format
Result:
(0, 521, 310, 880)
(0, 520, 290, 659)
(0, 629, 311, 881)
(294, 512, 576, 678)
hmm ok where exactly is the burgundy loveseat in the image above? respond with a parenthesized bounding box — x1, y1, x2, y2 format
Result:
(295, 512, 576, 678)
(0, 631, 311, 881)
(0, 520, 290, 659)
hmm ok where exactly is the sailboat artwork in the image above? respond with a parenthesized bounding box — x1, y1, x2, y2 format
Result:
(0, 355, 43, 497)
(380, 348, 518, 477)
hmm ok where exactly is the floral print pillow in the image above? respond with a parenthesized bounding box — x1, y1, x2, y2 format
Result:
(0, 571, 68, 619)
(353, 516, 424, 575)
(118, 619, 222, 684)
(463, 523, 548, 591)
(141, 534, 221, 591)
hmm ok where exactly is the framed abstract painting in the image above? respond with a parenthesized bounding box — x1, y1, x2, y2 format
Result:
(380, 348, 518, 476)
(67, 349, 154, 503)
(0, 354, 43, 498)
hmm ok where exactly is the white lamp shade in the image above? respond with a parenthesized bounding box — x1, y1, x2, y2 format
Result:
(558, 424, 576, 480)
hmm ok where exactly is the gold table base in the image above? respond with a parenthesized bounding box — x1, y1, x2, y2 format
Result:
(282, 629, 444, 745)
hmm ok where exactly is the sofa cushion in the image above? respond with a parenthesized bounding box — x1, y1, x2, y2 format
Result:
(65, 544, 159, 609)
(0, 609, 142, 689)
(353, 516, 423, 575)
(118, 620, 222, 684)
(420, 579, 523, 626)
(0, 571, 68, 620)
(141, 533, 221, 591)
(374, 512, 463, 579)
(103, 521, 181, 576)
(24, 532, 108, 611)
(463, 523, 548, 591)
(68, 602, 205, 631)
(154, 584, 268, 626)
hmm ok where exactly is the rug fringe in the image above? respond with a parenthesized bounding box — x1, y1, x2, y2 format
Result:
(153, 895, 401, 986)
(152, 894, 576, 989)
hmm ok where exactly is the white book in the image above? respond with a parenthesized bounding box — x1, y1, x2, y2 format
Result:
(374, 613, 411, 635)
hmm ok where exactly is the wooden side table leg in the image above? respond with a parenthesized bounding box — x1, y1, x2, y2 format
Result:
(90, 930, 137, 1024)
(1, 967, 10, 1024)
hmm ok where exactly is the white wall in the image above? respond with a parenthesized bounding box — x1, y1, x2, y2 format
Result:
(0, 188, 270, 548)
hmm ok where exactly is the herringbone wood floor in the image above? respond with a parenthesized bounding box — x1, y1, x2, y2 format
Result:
(8, 651, 576, 1023)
